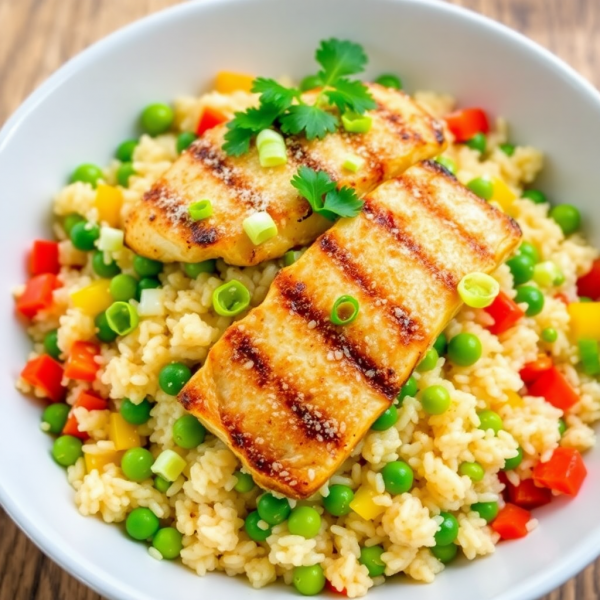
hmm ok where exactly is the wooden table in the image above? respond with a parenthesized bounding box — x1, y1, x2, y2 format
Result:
(0, 0, 599, 598)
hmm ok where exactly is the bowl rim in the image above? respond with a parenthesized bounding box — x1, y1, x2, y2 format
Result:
(1, 0, 600, 599)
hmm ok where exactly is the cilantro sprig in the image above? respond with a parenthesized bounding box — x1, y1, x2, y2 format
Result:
(291, 166, 364, 221)
(223, 39, 376, 156)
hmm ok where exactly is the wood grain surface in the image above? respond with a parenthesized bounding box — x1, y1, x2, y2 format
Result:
(0, 0, 598, 598)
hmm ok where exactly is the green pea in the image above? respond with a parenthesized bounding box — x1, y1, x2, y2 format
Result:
(63, 213, 85, 236)
(120, 397, 152, 425)
(183, 260, 217, 278)
(435, 512, 459, 547)
(154, 476, 171, 493)
(515, 285, 545, 316)
(447, 333, 482, 367)
(433, 332, 447, 356)
(141, 103, 174, 136)
(92, 250, 121, 278)
(109, 274, 138, 301)
(234, 471, 255, 493)
(503, 447, 524, 471)
(121, 447, 154, 481)
(292, 565, 325, 596)
(499, 143, 515, 157)
(70, 163, 103, 187)
(158, 362, 192, 395)
(359, 545, 386, 577)
(381, 460, 414, 494)
(397, 375, 418, 405)
(422, 385, 451, 415)
(43, 329, 62, 361)
(471, 501, 499, 523)
(245, 510, 272, 541)
(41, 403, 70, 435)
(465, 132, 486, 154)
(459, 461, 485, 482)
(542, 327, 558, 343)
(137, 277, 161, 298)
(374, 74, 402, 90)
(431, 543, 458, 564)
(522, 189, 547, 204)
(125, 507, 160, 540)
(115, 139, 138, 162)
(95, 311, 118, 343)
(176, 131, 197, 154)
(550, 204, 581, 235)
(580, 296, 593, 303)
(52, 435, 83, 467)
(434, 156, 457, 175)
(518, 241, 540, 264)
(417, 348, 438, 372)
(506, 253, 535, 285)
(371, 405, 398, 431)
(257, 493, 291, 525)
(152, 527, 183, 559)
(558, 418, 567, 438)
(467, 177, 494, 201)
(478, 410, 503, 435)
(117, 162, 136, 188)
(322, 484, 354, 517)
(132, 255, 163, 278)
(288, 506, 321, 538)
(70, 221, 100, 251)
(299, 74, 322, 92)
(172, 414, 206, 449)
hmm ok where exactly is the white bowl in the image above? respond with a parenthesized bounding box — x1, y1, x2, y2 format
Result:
(2, 1, 600, 599)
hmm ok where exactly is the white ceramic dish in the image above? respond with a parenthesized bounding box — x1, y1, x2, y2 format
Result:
(1, 0, 600, 598)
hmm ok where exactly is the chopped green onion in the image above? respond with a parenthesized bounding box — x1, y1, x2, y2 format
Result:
(458, 272, 500, 308)
(212, 280, 251, 317)
(434, 156, 457, 175)
(97, 227, 124, 252)
(342, 154, 365, 173)
(105, 301, 139, 336)
(541, 327, 558, 343)
(257, 134, 287, 167)
(138, 289, 165, 317)
(243, 211, 278, 245)
(188, 200, 213, 221)
(330, 295, 360, 325)
(578, 339, 600, 375)
(150, 449, 187, 482)
(284, 250, 304, 266)
(341, 112, 372, 134)
(256, 129, 285, 151)
(533, 261, 564, 287)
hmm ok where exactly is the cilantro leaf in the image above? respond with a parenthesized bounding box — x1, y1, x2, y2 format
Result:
(325, 78, 377, 114)
(230, 103, 281, 132)
(280, 105, 339, 140)
(316, 38, 369, 85)
(252, 78, 299, 111)
(222, 126, 254, 156)
(323, 186, 364, 218)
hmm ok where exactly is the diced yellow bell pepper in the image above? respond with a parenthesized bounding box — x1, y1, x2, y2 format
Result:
(215, 71, 255, 94)
(505, 390, 523, 408)
(95, 184, 123, 228)
(349, 486, 386, 520)
(84, 449, 123, 473)
(70, 279, 113, 316)
(108, 413, 140, 450)
(491, 178, 517, 212)
(568, 302, 600, 340)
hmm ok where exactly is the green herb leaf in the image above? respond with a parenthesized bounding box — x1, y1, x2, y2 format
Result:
(280, 105, 339, 140)
(222, 127, 254, 156)
(316, 38, 369, 85)
(231, 103, 281, 132)
(323, 186, 364, 218)
(325, 78, 377, 114)
(252, 78, 300, 111)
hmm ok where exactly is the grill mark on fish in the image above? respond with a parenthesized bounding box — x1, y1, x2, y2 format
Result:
(227, 328, 343, 445)
(318, 233, 422, 344)
(275, 271, 399, 400)
(362, 197, 458, 291)
(376, 102, 444, 148)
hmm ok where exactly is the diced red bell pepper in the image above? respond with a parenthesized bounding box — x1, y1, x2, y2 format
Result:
(533, 447, 587, 496)
(554, 293, 570, 305)
(62, 414, 88, 439)
(64, 341, 101, 382)
(485, 291, 525, 335)
(505, 477, 552, 509)
(520, 355, 553, 384)
(491, 503, 531, 540)
(325, 580, 348, 596)
(16, 273, 58, 319)
(196, 106, 228, 136)
(528, 366, 579, 411)
(444, 108, 490, 142)
(20, 355, 65, 402)
(30, 240, 60, 276)
(577, 258, 600, 301)
(62, 391, 109, 439)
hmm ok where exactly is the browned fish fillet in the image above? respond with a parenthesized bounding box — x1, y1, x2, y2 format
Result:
(124, 84, 445, 266)
(178, 161, 521, 499)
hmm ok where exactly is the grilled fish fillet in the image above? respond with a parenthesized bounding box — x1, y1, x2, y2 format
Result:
(125, 84, 446, 266)
(179, 161, 522, 499)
